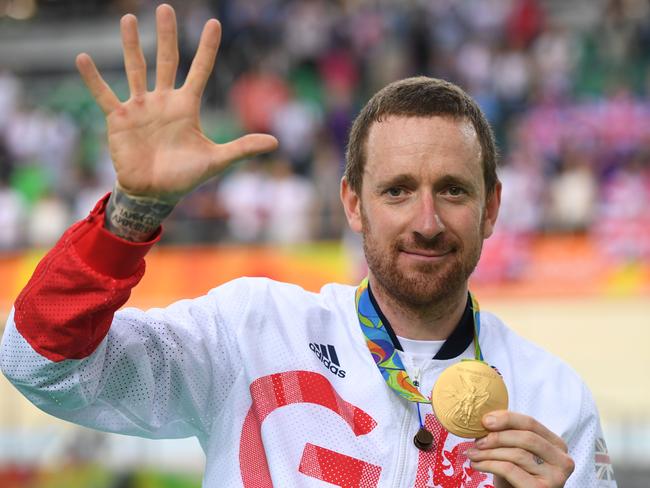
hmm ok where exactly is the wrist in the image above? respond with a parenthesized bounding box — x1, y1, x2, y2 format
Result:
(104, 183, 175, 242)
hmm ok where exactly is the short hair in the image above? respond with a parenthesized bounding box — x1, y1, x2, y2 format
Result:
(344, 76, 498, 197)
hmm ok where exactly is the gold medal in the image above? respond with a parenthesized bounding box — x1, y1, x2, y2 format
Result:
(431, 360, 508, 438)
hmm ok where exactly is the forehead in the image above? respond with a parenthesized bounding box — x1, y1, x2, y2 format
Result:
(364, 115, 482, 184)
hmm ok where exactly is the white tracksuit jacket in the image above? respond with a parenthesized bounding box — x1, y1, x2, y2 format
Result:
(0, 197, 617, 487)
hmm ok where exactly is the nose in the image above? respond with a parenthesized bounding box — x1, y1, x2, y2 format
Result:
(413, 193, 445, 240)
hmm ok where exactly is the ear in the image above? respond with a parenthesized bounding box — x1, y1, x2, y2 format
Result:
(340, 177, 363, 233)
(482, 180, 501, 239)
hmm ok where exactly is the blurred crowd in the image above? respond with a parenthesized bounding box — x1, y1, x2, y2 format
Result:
(1, 0, 650, 261)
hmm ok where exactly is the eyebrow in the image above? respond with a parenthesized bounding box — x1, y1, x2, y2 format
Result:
(434, 174, 477, 191)
(372, 174, 418, 191)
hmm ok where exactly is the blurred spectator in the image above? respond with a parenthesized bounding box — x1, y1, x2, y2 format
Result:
(282, 0, 336, 63)
(598, 0, 638, 86)
(217, 156, 317, 244)
(492, 44, 531, 108)
(531, 23, 576, 97)
(218, 160, 268, 242)
(506, 0, 545, 48)
(230, 65, 291, 134)
(0, 71, 20, 133)
(456, 40, 493, 92)
(271, 99, 322, 176)
(312, 135, 345, 240)
(0, 177, 27, 250)
(26, 192, 70, 248)
(546, 146, 598, 233)
(632, 1, 650, 91)
(72, 167, 111, 221)
(481, 138, 543, 283)
(595, 152, 650, 260)
(166, 182, 227, 244)
(262, 157, 316, 244)
(497, 142, 545, 235)
(4, 106, 78, 196)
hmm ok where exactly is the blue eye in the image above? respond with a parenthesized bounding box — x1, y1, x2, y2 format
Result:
(386, 187, 403, 197)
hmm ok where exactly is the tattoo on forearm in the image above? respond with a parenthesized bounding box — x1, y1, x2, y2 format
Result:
(104, 185, 175, 242)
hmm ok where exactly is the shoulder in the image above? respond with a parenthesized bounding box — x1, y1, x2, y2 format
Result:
(207, 277, 355, 304)
(205, 277, 356, 324)
(203, 278, 361, 364)
(479, 311, 596, 435)
(480, 310, 581, 380)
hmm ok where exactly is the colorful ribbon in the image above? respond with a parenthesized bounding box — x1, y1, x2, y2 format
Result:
(355, 277, 483, 404)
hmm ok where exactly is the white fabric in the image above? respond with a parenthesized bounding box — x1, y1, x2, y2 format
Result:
(396, 336, 445, 379)
(1, 277, 616, 487)
(397, 336, 446, 358)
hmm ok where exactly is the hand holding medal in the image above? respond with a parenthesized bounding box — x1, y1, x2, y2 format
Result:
(465, 410, 576, 487)
(428, 351, 573, 487)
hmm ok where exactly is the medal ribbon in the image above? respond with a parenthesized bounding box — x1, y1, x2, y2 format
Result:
(355, 277, 483, 404)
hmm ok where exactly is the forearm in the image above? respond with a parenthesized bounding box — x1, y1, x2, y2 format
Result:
(104, 184, 175, 242)
(1, 302, 217, 440)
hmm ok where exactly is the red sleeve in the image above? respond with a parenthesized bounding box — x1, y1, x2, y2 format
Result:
(13, 194, 161, 362)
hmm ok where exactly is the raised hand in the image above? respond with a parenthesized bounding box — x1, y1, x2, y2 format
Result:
(467, 411, 575, 487)
(76, 4, 278, 205)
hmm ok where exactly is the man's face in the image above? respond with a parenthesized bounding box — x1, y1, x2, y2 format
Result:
(341, 115, 500, 307)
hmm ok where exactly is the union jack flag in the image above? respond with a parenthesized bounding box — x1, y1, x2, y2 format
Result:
(595, 437, 615, 482)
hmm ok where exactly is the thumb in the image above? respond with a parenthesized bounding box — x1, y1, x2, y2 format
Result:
(214, 133, 279, 169)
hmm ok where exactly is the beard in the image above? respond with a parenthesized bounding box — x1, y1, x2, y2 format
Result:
(361, 210, 483, 308)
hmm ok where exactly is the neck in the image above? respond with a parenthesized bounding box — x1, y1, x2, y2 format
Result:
(368, 274, 468, 341)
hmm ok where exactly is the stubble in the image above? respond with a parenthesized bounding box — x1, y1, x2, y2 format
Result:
(361, 208, 483, 309)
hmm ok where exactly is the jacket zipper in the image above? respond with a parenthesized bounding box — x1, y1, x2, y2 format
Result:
(392, 366, 422, 486)
(392, 403, 412, 486)
(412, 367, 421, 388)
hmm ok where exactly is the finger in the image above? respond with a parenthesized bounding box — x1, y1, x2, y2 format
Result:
(483, 411, 568, 452)
(184, 19, 221, 97)
(155, 4, 179, 89)
(121, 13, 148, 96)
(469, 460, 535, 487)
(475, 429, 568, 468)
(467, 446, 548, 477)
(75, 53, 121, 114)
(211, 134, 279, 171)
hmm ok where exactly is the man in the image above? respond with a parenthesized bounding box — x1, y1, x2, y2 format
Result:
(0, 5, 614, 487)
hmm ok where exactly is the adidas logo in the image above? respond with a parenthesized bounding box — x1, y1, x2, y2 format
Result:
(309, 343, 346, 378)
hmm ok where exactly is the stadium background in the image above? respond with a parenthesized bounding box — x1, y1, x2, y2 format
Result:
(0, 0, 649, 486)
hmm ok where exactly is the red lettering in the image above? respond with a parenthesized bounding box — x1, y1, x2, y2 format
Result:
(299, 443, 381, 488)
(239, 370, 379, 487)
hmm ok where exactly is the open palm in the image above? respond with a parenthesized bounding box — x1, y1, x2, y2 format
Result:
(76, 4, 278, 204)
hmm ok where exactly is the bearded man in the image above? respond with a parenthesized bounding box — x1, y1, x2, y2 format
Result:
(0, 4, 614, 487)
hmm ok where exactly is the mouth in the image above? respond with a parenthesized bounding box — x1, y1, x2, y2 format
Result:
(399, 248, 454, 260)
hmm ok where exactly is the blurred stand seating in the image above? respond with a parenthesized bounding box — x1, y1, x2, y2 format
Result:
(1, 0, 650, 259)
